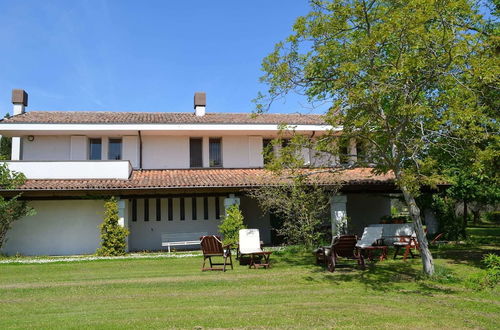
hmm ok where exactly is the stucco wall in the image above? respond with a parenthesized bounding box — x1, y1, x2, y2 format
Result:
(19, 134, 271, 169)
(142, 136, 190, 169)
(2, 200, 105, 256)
(128, 197, 225, 251)
(22, 136, 71, 160)
(127, 195, 271, 251)
(346, 194, 391, 236)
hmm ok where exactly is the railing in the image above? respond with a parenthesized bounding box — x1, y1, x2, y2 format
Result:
(4, 160, 132, 179)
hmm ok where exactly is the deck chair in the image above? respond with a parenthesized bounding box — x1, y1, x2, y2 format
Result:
(356, 227, 383, 248)
(199, 235, 233, 271)
(238, 229, 272, 268)
(317, 235, 364, 272)
(238, 229, 262, 255)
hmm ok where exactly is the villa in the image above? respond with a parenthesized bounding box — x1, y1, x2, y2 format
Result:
(0, 89, 397, 256)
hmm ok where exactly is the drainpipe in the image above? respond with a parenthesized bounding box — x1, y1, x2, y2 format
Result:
(138, 130, 143, 169)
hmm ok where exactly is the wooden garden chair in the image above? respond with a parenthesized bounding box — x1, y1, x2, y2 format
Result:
(316, 235, 365, 272)
(199, 235, 233, 271)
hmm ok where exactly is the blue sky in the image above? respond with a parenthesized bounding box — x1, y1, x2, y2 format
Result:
(0, 0, 315, 116)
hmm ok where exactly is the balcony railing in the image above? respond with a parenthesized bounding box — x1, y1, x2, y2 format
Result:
(4, 160, 132, 180)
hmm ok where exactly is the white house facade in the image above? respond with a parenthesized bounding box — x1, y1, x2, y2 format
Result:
(0, 89, 397, 256)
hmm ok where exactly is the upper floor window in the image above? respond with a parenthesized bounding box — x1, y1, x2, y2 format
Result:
(108, 138, 122, 160)
(89, 138, 102, 160)
(209, 138, 222, 167)
(190, 138, 203, 168)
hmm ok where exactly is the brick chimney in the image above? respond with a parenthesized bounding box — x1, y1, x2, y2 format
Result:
(12, 89, 28, 115)
(194, 92, 206, 117)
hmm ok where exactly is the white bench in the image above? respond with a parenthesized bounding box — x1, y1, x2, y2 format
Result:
(161, 232, 208, 253)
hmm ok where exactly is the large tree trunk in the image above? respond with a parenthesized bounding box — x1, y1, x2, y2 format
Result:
(400, 186, 435, 275)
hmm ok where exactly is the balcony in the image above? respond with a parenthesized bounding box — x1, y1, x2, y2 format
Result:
(4, 161, 132, 180)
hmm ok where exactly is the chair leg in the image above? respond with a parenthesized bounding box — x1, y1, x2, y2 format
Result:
(229, 253, 233, 270)
(327, 254, 336, 272)
(209, 256, 213, 268)
(359, 253, 365, 270)
(403, 246, 410, 261)
(202, 256, 207, 271)
(393, 246, 401, 259)
(223, 256, 226, 272)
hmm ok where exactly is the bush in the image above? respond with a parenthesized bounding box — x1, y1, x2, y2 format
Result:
(96, 198, 129, 256)
(465, 254, 500, 290)
(218, 204, 246, 246)
(484, 211, 500, 224)
(432, 196, 464, 241)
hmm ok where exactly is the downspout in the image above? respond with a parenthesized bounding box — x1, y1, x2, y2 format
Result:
(138, 130, 143, 169)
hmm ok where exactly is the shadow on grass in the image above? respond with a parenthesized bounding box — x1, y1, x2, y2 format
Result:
(320, 261, 457, 295)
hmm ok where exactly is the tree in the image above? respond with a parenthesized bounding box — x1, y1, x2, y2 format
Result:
(96, 197, 129, 256)
(248, 174, 336, 248)
(256, 0, 498, 275)
(0, 163, 34, 250)
(218, 204, 246, 246)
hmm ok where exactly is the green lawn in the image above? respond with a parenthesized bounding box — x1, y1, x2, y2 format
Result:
(1, 228, 499, 329)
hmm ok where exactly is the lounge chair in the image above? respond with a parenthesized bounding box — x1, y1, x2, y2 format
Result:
(238, 229, 272, 269)
(316, 235, 365, 272)
(356, 227, 387, 261)
(199, 235, 233, 271)
(356, 227, 384, 248)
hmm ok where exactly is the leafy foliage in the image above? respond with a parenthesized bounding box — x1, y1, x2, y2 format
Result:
(0, 162, 34, 250)
(248, 176, 334, 248)
(218, 204, 246, 246)
(96, 197, 129, 256)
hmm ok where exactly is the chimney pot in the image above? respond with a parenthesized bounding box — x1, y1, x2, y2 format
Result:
(12, 89, 28, 106)
(194, 92, 206, 116)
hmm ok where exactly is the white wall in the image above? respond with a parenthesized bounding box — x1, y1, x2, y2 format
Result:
(123, 136, 140, 168)
(248, 136, 264, 167)
(22, 136, 71, 160)
(346, 194, 391, 236)
(2, 200, 105, 256)
(221, 136, 251, 168)
(142, 136, 190, 169)
(5, 161, 132, 179)
(15, 133, 305, 169)
(128, 196, 224, 251)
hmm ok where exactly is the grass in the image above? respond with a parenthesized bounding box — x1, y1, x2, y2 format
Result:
(0, 227, 499, 329)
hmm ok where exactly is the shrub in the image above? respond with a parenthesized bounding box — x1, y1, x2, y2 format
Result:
(465, 254, 500, 290)
(96, 197, 129, 256)
(218, 204, 246, 246)
(484, 211, 500, 224)
(432, 196, 464, 241)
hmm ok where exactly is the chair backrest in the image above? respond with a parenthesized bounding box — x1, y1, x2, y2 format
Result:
(239, 229, 262, 254)
(200, 236, 223, 255)
(356, 227, 383, 248)
(332, 235, 358, 258)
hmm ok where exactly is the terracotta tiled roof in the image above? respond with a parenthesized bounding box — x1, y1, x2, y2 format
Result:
(1, 111, 326, 125)
(9, 168, 394, 191)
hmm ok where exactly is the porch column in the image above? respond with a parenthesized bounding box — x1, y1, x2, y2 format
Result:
(117, 198, 130, 252)
(330, 195, 347, 236)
